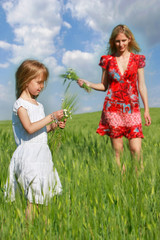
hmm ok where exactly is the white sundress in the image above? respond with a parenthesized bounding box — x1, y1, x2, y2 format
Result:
(5, 98, 62, 205)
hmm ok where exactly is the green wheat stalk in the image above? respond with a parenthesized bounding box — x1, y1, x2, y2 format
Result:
(51, 93, 78, 152)
(60, 68, 92, 93)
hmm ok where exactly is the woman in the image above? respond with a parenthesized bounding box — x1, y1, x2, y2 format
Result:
(77, 24, 151, 170)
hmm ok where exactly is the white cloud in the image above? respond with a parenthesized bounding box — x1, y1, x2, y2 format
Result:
(0, 62, 10, 68)
(66, 0, 160, 47)
(62, 50, 94, 65)
(125, 1, 160, 46)
(66, 0, 117, 31)
(44, 56, 65, 81)
(1, 0, 160, 68)
(2, 0, 64, 64)
(3, 0, 62, 27)
(62, 49, 101, 81)
(63, 21, 72, 29)
(0, 41, 12, 50)
(0, 0, 160, 120)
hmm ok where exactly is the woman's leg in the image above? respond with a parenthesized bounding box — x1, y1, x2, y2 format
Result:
(128, 138, 143, 169)
(110, 137, 123, 167)
(128, 138, 142, 160)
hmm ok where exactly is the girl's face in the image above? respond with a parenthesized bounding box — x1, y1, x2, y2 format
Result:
(114, 33, 131, 54)
(26, 73, 45, 97)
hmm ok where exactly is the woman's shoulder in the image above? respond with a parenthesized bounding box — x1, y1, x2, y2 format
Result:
(99, 55, 113, 69)
(132, 52, 145, 59)
(131, 53, 146, 68)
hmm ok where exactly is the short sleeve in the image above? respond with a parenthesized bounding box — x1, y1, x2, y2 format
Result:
(138, 55, 146, 68)
(13, 98, 28, 115)
(99, 55, 112, 69)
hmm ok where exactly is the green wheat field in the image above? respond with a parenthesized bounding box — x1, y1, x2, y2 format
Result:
(0, 108, 160, 239)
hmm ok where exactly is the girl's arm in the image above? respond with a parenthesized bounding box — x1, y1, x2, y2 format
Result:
(77, 68, 108, 92)
(138, 68, 151, 126)
(17, 107, 64, 134)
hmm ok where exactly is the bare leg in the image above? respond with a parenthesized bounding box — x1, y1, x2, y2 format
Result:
(110, 138, 124, 168)
(128, 138, 143, 169)
(128, 138, 141, 159)
(25, 202, 33, 221)
(25, 201, 39, 221)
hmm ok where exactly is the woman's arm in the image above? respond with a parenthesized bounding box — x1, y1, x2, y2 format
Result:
(17, 108, 64, 134)
(77, 69, 108, 92)
(138, 68, 151, 126)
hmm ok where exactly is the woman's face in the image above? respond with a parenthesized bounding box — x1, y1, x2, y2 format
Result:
(114, 33, 131, 54)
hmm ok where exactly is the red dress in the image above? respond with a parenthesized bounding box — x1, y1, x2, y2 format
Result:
(96, 52, 145, 139)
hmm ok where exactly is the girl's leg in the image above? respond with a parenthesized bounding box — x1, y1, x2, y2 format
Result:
(25, 201, 39, 221)
(26, 201, 33, 221)
(110, 137, 123, 167)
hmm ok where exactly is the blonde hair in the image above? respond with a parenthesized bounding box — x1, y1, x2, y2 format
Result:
(16, 59, 49, 99)
(107, 24, 141, 54)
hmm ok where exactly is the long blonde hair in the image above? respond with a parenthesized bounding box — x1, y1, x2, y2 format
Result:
(107, 24, 141, 55)
(16, 59, 49, 99)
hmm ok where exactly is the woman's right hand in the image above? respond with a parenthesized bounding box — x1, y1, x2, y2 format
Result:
(77, 79, 90, 88)
(77, 79, 84, 87)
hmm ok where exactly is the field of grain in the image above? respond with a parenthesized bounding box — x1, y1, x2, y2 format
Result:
(0, 109, 160, 239)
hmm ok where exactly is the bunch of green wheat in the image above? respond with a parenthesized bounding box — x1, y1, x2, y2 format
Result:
(60, 68, 91, 92)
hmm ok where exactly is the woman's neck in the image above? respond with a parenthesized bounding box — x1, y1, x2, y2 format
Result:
(115, 49, 130, 58)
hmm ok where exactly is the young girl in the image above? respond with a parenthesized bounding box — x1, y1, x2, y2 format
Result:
(77, 24, 151, 170)
(5, 59, 66, 219)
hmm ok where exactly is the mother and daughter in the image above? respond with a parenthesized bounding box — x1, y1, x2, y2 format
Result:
(5, 24, 151, 219)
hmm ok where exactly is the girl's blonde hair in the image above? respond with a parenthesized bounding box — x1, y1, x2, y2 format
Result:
(107, 24, 141, 54)
(16, 59, 49, 99)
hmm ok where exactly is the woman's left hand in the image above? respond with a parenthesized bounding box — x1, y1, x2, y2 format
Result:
(144, 111, 151, 126)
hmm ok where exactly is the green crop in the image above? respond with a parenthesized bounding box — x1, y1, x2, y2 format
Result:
(0, 108, 160, 239)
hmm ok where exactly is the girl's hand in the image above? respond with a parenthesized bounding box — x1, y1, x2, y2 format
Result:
(59, 119, 67, 129)
(50, 119, 67, 131)
(144, 111, 151, 126)
(53, 110, 64, 121)
(51, 122, 58, 130)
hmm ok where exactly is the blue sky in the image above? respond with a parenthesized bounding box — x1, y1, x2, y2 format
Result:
(0, 0, 160, 120)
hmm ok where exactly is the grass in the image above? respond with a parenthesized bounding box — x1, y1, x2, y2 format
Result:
(0, 108, 160, 239)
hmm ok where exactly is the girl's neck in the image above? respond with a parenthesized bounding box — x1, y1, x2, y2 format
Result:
(20, 91, 37, 104)
(20, 89, 35, 99)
